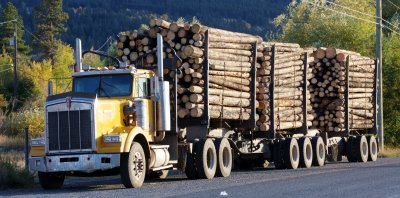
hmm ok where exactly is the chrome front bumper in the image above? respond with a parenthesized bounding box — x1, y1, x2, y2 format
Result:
(29, 154, 120, 173)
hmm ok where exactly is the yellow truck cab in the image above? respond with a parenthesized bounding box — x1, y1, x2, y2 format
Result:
(30, 35, 177, 189)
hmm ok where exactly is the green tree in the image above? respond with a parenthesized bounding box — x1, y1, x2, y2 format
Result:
(0, 2, 30, 55)
(52, 41, 74, 93)
(382, 34, 400, 145)
(82, 47, 104, 67)
(102, 41, 117, 66)
(273, 0, 375, 56)
(33, 0, 68, 62)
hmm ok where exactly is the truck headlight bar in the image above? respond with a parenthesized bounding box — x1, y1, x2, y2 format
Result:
(103, 135, 121, 143)
(31, 138, 46, 146)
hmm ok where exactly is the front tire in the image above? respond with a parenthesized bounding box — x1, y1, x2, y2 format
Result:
(38, 172, 65, 190)
(121, 142, 146, 188)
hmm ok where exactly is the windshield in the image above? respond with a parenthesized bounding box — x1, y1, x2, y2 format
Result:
(73, 74, 133, 97)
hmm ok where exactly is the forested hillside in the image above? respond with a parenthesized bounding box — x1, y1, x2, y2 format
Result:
(0, 0, 290, 49)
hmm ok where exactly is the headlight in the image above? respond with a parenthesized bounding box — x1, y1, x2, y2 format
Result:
(103, 135, 121, 143)
(31, 138, 45, 146)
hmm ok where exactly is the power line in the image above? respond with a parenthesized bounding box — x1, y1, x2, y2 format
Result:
(386, 0, 400, 10)
(382, 23, 400, 35)
(326, 0, 399, 29)
(95, 36, 113, 52)
(0, 68, 12, 73)
(306, 1, 378, 25)
(23, 28, 55, 50)
(0, 19, 17, 26)
(326, 0, 376, 18)
(306, 1, 400, 36)
(0, 64, 13, 67)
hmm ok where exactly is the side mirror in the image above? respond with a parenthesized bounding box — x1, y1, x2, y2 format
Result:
(48, 81, 53, 96)
(150, 76, 159, 101)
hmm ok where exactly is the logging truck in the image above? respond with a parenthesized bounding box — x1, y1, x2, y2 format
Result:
(29, 30, 379, 189)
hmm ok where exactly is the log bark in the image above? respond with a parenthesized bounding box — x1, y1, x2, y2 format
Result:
(189, 94, 253, 107)
(210, 48, 253, 56)
(156, 19, 171, 29)
(209, 70, 250, 78)
(189, 85, 251, 98)
(209, 42, 253, 50)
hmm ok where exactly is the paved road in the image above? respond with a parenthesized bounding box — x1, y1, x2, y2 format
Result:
(2, 157, 400, 198)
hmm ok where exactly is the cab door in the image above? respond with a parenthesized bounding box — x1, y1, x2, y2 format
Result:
(134, 77, 155, 132)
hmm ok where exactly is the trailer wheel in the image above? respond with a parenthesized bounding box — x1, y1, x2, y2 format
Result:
(195, 138, 217, 179)
(283, 138, 300, 169)
(355, 136, 369, 162)
(367, 136, 378, 161)
(311, 136, 325, 166)
(120, 142, 146, 188)
(38, 172, 65, 190)
(215, 138, 232, 177)
(273, 140, 285, 169)
(298, 137, 313, 168)
(346, 136, 357, 162)
(185, 143, 198, 179)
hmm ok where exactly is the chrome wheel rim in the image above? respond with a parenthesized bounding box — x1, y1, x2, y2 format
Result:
(207, 148, 215, 170)
(133, 151, 144, 180)
(222, 147, 230, 168)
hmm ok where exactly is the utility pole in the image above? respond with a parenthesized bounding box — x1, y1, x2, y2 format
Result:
(12, 20, 18, 111)
(376, 0, 384, 150)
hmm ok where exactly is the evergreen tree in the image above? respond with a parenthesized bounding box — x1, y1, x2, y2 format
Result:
(33, 0, 68, 62)
(0, 2, 30, 55)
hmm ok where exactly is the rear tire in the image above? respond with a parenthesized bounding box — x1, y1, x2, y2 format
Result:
(298, 137, 313, 168)
(120, 142, 146, 188)
(355, 135, 369, 162)
(346, 136, 357, 162)
(195, 139, 217, 179)
(311, 136, 325, 166)
(215, 138, 232, 177)
(283, 138, 300, 169)
(273, 140, 285, 169)
(38, 172, 65, 190)
(367, 136, 378, 161)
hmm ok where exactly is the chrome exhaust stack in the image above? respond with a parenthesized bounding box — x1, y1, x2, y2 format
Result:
(156, 33, 171, 132)
(75, 38, 82, 72)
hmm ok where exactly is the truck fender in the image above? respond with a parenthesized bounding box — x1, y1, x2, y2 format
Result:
(123, 127, 149, 153)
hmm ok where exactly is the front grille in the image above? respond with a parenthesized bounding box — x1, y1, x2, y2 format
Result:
(48, 109, 92, 152)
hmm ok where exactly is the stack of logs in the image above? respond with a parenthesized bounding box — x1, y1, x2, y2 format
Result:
(256, 42, 314, 131)
(116, 19, 375, 133)
(117, 19, 263, 121)
(308, 48, 375, 132)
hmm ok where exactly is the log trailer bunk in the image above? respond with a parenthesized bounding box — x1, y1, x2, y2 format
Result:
(29, 33, 379, 189)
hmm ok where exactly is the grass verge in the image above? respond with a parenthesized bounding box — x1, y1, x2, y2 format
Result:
(0, 135, 35, 189)
(0, 161, 35, 190)
(378, 147, 400, 158)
